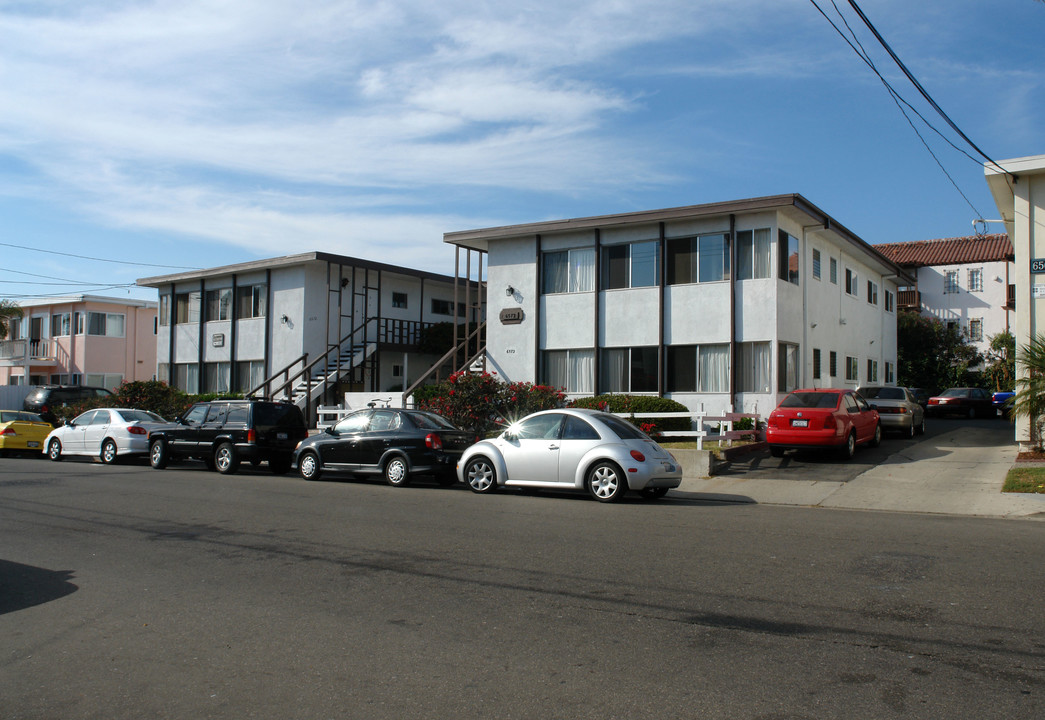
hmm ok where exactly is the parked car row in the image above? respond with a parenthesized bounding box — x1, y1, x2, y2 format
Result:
(5, 398, 683, 504)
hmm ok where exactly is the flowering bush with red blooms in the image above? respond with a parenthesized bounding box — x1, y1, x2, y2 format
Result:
(417, 372, 566, 436)
(568, 394, 691, 437)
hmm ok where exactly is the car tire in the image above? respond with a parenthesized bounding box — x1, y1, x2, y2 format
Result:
(298, 451, 321, 481)
(586, 461, 628, 503)
(870, 423, 881, 448)
(269, 456, 292, 475)
(967, 406, 976, 420)
(769, 445, 785, 458)
(214, 442, 240, 475)
(149, 439, 168, 469)
(47, 438, 62, 462)
(464, 456, 497, 494)
(916, 416, 926, 435)
(839, 431, 856, 460)
(101, 439, 119, 465)
(640, 487, 670, 500)
(383, 455, 410, 487)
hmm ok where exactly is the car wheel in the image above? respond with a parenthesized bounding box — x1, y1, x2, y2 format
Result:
(149, 439, 168, 469)
(383, 455, 410, 487)
(586, 461, 628, 503)
(967, 406, 976, 420)
(640, 487, 670, 500)
(269, 456, 292, 475)
(870, 423, 882, 448)
(769, 445, 785, 458)
(47, 438, 62, 462)
(214, 442, 240, 474)
(101, 439, 119, 464)
(298, 451, 321, 481)
(916, 415, 926, 435)
(839, 431, 856, 460)
(464, 457, 497, 494)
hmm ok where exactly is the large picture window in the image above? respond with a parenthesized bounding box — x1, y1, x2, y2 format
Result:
(175, 292, 201, 324)
(235, 360, 266, 393)
(87, 312, 125, 337)
(600, 347, 658, 393)
(50, 313, 71, 337)
(667, 233, 729, 285)
(542, 349, 594, 393)
(778, 342, 799, 393)
(203, 362, 231, 393)
(543, 248, 595, 294)
(601, 241, 659, 290)
(667, 344, 730, 392)
(205, 288, 232, 322)
(736, 229, 772, 280)
(736, 341, 771, 393)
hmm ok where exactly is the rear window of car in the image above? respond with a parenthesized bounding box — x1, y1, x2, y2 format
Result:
(781, 392, 841, 409)
(25, 389, 48, 402)
(939, 389, 969, 398)
(862, 387, 904, 400)
(405, 411, 457, 430)
(116, 409, 165, 423)
(596, 414, 650, 440)
(252, 403, 305, 428)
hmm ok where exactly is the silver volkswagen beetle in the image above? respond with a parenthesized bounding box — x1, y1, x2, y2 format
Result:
(457, 408, 682, 502)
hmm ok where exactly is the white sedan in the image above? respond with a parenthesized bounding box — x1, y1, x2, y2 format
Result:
(44, 408, 168, 464)
(457, 408, 683, 502)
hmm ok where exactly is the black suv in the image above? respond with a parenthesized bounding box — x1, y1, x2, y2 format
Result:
(23, 385, 114, 425)
(148, 400, 308, 475)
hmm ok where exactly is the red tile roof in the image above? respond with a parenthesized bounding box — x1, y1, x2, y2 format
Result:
(875, 234, 1012, 268)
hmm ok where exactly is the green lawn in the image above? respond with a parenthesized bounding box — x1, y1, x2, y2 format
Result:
(1003, 466, 1045, 493)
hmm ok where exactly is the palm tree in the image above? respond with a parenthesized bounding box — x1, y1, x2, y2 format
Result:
(1011, 334, 1045, 449)
(0, 299, 23, 340)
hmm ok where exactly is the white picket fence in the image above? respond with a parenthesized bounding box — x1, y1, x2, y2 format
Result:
(612, 404, 760, 450)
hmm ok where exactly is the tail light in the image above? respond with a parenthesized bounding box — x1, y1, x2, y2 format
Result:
(41, 405, 49, 414)
(128, 426, 147, 436)
(426, 433, 443, 450)
(0, 428, 15, 436)
(824, 415, 836, 430)
(247, 428, 256, 444)
(630, 449, 646, 462)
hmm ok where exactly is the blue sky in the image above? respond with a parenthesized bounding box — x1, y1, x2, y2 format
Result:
(1, 0, 1042, 302)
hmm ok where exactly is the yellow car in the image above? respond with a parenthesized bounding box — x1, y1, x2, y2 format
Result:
(0, 410, 54, 457)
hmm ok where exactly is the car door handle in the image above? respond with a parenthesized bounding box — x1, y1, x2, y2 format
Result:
(547, 443, 559, 450)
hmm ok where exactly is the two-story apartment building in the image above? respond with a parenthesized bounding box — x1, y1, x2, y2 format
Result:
(137, 252, 480, 416)
(0, 295, 158, 388)
(875, 234, 1015, 359)
(442, 194, 911, 416)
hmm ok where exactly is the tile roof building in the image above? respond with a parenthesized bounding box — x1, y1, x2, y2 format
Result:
(875, 234, 1014, 361)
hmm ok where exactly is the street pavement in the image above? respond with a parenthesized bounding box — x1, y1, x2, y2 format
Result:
(676, 423, 1045, 519)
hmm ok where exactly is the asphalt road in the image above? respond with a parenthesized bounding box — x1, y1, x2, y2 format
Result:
(716, 414, 1011, 483)
(1, 455, 1043, 719)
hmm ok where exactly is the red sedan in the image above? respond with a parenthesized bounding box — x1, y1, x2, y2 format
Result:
(767, 389, 881, 460)
(926, 387, 994, 419)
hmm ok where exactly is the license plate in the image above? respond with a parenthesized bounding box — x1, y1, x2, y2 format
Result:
(277, 432, 287, 440)
(27, 441, 39, 448)
(792, 419, 809, 427)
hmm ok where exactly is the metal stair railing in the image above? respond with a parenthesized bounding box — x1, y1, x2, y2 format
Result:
(401, 321, 486, 407)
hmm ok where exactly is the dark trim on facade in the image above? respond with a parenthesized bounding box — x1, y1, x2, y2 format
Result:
(729, 214, 737, 407)
(534, 234, 542, 384)
(658, 222, 666, 397)
(593, 229, 601, 393)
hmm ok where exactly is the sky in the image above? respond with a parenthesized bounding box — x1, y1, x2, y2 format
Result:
(0, 0, 1042, 303)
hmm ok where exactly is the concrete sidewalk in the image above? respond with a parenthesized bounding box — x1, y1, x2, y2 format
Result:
(675, 426, 1045, 519)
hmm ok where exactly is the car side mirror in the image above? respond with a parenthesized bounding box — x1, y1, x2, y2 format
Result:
(324, 426, 336, 435)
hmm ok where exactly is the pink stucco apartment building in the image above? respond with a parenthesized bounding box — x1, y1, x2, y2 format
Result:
(0, 295, 157, 388)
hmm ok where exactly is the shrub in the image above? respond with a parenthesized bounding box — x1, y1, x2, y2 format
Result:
(52, 380, 240, 425)
(568, 394, 690, 435)
(416, 372, 566, 436)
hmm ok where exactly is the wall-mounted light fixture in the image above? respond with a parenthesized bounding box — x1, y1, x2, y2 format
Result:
(839, 318, 847, 325)
(810, 322, 817, 329)
(341, 277, 349, 288)
(869, 339, 875, 345)
(280, 314, 289, 325)
(505, 285, 516, 297)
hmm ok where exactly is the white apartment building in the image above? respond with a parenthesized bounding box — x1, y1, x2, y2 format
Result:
(443, 194, 911, 417)
(875, 234, 1014, 359)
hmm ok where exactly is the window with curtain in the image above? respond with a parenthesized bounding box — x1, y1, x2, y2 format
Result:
(599, 347, 657, 393)
(542, 349, 593, 393)
(50, 313, 71, 337)
(174, 363, 199, 393)
(205, 288, 232, 322)
(668, 233, 729, 285)
(236, 360, 266, 393)
(778, 342, 800, 392)
(158, 295, 170, 326)
(204, 362, 231, 393)
(175, 292, 201, 324)
(736, 229, 771, 280)
(236, 284, 267, 318)
(87, 312, 125, 337)
(846, 356, 858, 382)
(737, 341, 771, 393)
(698, 344, 729, 392)
(543, 248, 595, 294)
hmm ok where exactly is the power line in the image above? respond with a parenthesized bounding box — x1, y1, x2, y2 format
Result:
(0, 241, 202, 270)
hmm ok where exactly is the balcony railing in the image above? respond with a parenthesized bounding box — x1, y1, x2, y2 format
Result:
(0, 338, 57, 360)
(897, 289, 920, 311)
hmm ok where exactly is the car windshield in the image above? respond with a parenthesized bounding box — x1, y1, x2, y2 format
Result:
(405, 412, 457, 430)
(116, 409, 165, 423)
(940, 388, 970, 398)
(862, 387, 904, 400)
(781, 392, 840, 409)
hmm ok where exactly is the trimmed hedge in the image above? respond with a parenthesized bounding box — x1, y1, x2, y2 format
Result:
(568, 394, 691, 435)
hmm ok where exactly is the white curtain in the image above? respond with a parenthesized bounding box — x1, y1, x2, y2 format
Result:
(739, 342, 771, 393)
(543, 252, 568, 293)
(783, 344, 799, 392)
(570, 248, 595, 292)
(569, 349, 594, 393)
(699, 344, 729, 392)
(752, 229, 771, 279)
(602, 348, 627, 393)
(544, 350, 568, 390)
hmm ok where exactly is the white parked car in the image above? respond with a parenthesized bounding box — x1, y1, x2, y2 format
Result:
(44, 408, 168, 464)
(457, 408, 683, 502)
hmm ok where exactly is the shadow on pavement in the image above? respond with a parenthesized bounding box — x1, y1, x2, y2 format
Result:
(0, 559, 78, 615)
